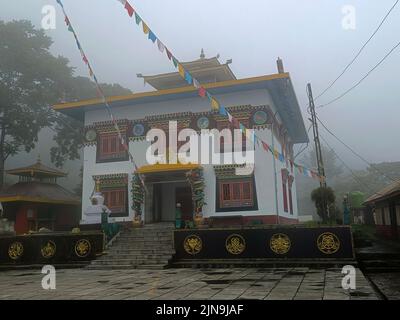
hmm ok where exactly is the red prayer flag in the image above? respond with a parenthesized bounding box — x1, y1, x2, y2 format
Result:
(64, 16, 70, 26)
(198, 87, 206, 98)
(124, 2, 134, 17)
(262, 141, 269, 152)
(82, 55, 88, 64)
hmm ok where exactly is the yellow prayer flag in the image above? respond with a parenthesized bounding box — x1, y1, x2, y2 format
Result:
(211, 98, 219, 110)
(178, 64, 185, 77)
(142, 22, 150, 34)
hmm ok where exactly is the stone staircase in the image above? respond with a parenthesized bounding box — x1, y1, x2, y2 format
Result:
(87, 223, 175, 270)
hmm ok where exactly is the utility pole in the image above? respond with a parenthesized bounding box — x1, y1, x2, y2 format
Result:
(307, 83, 328, 219)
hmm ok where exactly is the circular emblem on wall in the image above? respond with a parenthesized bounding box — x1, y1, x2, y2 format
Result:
(270, 233, 291, 255)
(8, 241, 24, 260)
(85, 129, 97, 142)
(132, 123, 145, 136)
(317, 232, 340, 254)
(41, 240, 56, 259)
(225, 234, 246, 255)
(197, 116, 210, 129)
(253, 110, 268, 125)
(74, 239, 91, 258)
(183, 235, 202, 255)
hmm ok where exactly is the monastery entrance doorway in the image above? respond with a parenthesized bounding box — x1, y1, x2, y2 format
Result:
(150, 181, 191, 223)
(139, 164, 200, 225)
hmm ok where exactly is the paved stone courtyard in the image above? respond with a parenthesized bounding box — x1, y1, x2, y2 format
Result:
(0, 267, 378, 300)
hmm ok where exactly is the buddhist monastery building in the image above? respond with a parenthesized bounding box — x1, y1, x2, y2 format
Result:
(53, 52, 309, 227)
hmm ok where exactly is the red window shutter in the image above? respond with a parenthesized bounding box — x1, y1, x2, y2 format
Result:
(232, 183, 241, 200)
(110, 191, 116, 207)
(110, 136, 117, 153)
(102, 136, 109, 154)
(242, 182, 251, 200)
(222, 183, 231, 201)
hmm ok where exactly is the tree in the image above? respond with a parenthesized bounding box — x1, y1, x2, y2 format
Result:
(0, 20, 132, 189)
(311, 186, 336, 223)
(0, 20, 73, 189)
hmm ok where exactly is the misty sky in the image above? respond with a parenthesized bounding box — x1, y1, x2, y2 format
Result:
(1, 0, 400, 175)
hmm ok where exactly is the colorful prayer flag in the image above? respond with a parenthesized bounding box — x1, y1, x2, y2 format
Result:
(134, 12, 142, 25)
(166, 48, 172, 60)
(157, 39, 165, 52)
(172, 56, 178, 68)
(178, 64, 185, 77)
(219, 106, 228, 116)
(148, 30, 157, 42)
(198, 87, 206, 98)
(184, 71, 192, 85)
(193, 78, 200, 88)
(142, 22, 150, 34)
(211, 98, 219, 110)
(124, 1, 134, 17)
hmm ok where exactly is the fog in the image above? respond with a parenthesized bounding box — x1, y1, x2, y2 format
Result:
(1, 0, 399, 188)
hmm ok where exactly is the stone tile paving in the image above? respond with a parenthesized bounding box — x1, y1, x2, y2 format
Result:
(367, 273, 400, 300)
(0, 267, 378, 300)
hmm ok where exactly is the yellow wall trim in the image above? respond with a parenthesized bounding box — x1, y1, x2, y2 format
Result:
(0, 195, 80, 205)
(137, 163, 201, 174)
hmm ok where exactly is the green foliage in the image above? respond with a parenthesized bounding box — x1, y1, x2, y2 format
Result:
(0, 20, 72, 187)
(311, 186, 336, 222)
(0, 20, 132, 189)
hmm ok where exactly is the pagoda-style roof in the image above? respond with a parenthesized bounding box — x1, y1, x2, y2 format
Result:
(6, 159, 67, 178)
(0, 181, 80, 205)
(139, 52, 236, 90)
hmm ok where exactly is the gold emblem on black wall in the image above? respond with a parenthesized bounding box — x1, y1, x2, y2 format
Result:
(317, 232, 340, 254)
(8, 241, 24, 260)
(74, 239, 91, 258)
(183, 235, 202, 255)
(270, 233, 291, 255)
(225, 234, 246, 255)
(41, 240, 56, 259)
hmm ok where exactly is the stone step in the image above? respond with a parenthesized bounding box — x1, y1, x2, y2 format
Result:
(88, 224, 175, 270)
(118, 234, 173, 239)
(87, 264, 137, 270)
(136, 264, 168, 270)
(92, 258, 170, 265)
(109, 245, 174, 251)
(101, 253, 174, 260)
(109, 248, 175, 254)
(115, 237, 173, 242)
(113, 239, 173, 246)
